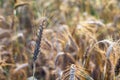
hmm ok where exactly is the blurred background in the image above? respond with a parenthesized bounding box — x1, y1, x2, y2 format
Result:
(0, 0, 120, 80)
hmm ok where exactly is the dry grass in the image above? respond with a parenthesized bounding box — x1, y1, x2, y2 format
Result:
(0, 0, 120, 80)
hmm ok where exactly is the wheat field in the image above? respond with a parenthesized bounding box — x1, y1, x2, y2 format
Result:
(0, 0, 120, 80)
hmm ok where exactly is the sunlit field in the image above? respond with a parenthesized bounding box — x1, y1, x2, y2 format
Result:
(0, 0, 120, 80)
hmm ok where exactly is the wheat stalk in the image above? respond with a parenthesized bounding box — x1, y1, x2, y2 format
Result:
(69, 64, 76, 80)
(32, 17, 47, 80)
(61, 64, 94, 80)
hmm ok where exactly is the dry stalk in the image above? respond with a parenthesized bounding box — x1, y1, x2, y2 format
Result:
(83, 39, 113, 67)
(104, 39, 120, 80)
(69, 64, 76, 80)
(61, 64, 93, 80)
(14, 63, 28, 72)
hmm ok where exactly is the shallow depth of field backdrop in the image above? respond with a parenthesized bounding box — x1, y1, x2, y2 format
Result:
(0, 0, 120, 80)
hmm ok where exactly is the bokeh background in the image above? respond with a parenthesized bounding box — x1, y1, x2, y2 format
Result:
(0, 0, 120, 80)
